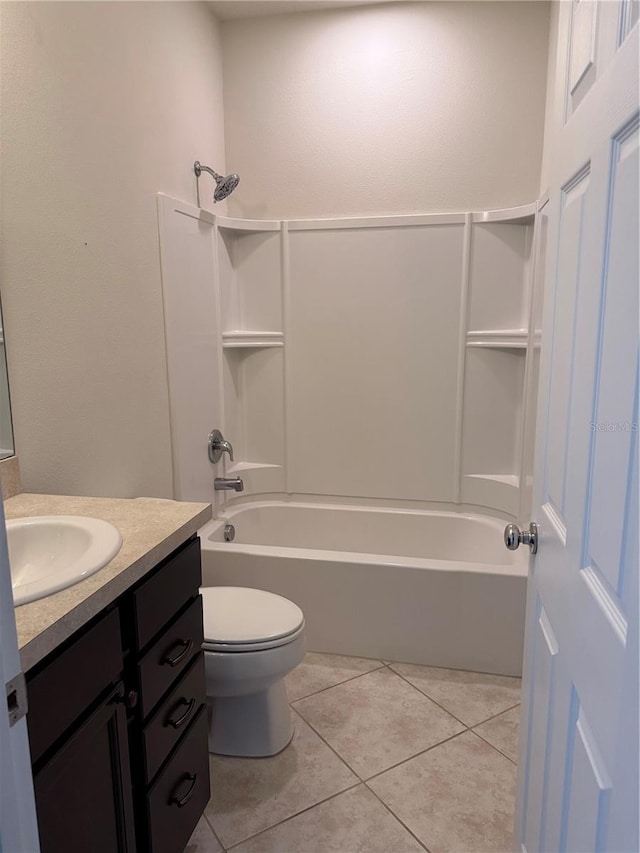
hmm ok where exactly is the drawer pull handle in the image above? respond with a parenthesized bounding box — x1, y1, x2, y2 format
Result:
(162, 638, 193, 667)
(169, 772, 197, 808)
(165, 697, 196, 729)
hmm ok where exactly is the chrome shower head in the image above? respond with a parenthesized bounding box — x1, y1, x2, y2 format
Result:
(194, 161, 240, 203)
(213, 172, 240, 202)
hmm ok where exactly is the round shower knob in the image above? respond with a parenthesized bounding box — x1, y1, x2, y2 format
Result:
(504, 522, 539, 555)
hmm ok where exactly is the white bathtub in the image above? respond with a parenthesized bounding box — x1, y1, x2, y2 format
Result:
(199, 501, 528, 676)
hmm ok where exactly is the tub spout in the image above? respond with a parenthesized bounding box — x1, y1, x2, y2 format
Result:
(214, 477, 244, 492)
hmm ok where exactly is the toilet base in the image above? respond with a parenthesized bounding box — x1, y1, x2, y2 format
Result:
(208, 680, 294, 757)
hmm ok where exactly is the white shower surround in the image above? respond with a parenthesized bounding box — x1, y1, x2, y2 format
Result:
(199, 501, 528, 676)
(158, 196, 541, 517)
(158, 197, 544, 676)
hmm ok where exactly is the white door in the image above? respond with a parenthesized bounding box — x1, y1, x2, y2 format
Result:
(0, 499, 40, 852)
(515, 2, 639, 851)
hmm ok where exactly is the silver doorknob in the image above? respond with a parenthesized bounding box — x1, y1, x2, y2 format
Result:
(504, 522, 539, 555)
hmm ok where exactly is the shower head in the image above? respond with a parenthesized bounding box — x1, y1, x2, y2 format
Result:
(194, 161, 240, 202)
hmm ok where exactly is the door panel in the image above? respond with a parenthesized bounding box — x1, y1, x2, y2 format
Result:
(585, 117, 638, 596)
(564, 704, 611, 852)
(521, 603, 558, 853)
(567, 0, 599, 114)
(543, 166, 590, 519)
(516, 4, 638, 851)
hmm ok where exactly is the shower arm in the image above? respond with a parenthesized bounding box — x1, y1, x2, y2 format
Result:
(194, 161, 222, 181)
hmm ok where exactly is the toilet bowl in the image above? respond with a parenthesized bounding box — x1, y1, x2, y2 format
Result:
(200, 586, 306, 757)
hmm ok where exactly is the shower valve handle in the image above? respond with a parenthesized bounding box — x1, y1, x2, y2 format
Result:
(208, 429, 234, 463)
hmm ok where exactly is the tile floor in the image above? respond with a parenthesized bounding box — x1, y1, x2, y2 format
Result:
(186, 652, 521, 853)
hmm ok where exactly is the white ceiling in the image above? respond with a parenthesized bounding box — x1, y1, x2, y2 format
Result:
(207, 0, 395, 21)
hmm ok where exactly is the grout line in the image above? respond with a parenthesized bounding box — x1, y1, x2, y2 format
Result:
(288, 661, 386, 704)
(292, 667, 480, 784)
(289, 705, 365, 779)
(294, 662, 521, 777)
(384, 664, 474, 728)
(364, 782, 432, 853)
(213, 719, 515, 852)
(363, 729, 469, 784)
(471, 729, 518, 766)
(202, 811, 226, 852)
(294, 681, 468, 787)
(224, 779, 362, 851)
(470, 723, 520, 767)
(471, 701, 522, 728)
(386, 663, 521, 730)
(211, 659, 521, 850)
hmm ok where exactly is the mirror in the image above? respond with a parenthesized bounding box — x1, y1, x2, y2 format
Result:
(0, 296, 15, 459)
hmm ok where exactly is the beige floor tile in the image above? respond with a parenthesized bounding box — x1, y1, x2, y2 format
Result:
(292, 667, 464, 779)
(204, 712, 357, 848)
(369, 731, 516, 853)
(285, 652, 384, 702)
(230, 785, 424, 853)
(390, 662, 521, 726)
(185, 816, 224, 853)
(474, 705, 521, 762)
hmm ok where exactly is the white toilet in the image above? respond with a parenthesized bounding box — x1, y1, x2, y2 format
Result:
(200, 586, 306, 757)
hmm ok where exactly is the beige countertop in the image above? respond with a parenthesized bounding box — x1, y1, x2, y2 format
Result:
(6, 493, 212, 672)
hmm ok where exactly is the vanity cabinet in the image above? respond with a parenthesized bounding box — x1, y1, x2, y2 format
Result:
(29, 610, 135, 853)
(125, 536, 209, 853)
(26, 535, 209, 853)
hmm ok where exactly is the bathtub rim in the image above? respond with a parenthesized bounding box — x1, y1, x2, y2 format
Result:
(199, 500, 527, 578)
(218, 491, 520, 522)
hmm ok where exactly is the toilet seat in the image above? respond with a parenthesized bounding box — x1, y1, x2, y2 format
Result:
(201, 586, 305, 652)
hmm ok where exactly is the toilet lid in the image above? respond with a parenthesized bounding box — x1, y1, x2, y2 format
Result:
(200, 586, 304, 646)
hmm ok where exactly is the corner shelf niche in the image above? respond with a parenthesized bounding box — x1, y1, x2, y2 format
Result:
(221, 346, 285, 494)
(466, 329, 528, 349)
(463, 474, 521, 516)
(460, 207, 536, 516)
(216, 216, 285, 496)
(216, 217, 283, 337)
(222, 331, 284, 349)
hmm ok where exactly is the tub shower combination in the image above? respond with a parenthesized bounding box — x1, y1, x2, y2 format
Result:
(200, 501, 527, 677)
(159, 197, 541, 682)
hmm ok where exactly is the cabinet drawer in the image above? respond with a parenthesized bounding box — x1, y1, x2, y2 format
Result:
(142, 653, 206, 783)
(138, 596, 203, 718)
(133, 537, 201, 652)
(146, 705, 210, 853)
(28, 608, 122, 765)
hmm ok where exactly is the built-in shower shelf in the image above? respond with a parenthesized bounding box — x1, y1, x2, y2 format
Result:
(222, 331, 284, 349)
(228, 461, 282, 473)
(466, 473, 520, 487)
(461, 473, 520, 515)
(472, 203, 537, 224)
(226, 461, 285, 493)
(216, 216, 280, 234)
(466, 329, 528, 349)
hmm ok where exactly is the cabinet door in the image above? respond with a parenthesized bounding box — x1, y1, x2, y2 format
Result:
(34, 683, 136, 853)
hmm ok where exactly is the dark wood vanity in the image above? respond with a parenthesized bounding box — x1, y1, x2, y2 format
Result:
(25, 535, 209, 853)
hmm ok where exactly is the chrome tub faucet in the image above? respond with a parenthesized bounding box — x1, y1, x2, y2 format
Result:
(214, 477, 244, 492)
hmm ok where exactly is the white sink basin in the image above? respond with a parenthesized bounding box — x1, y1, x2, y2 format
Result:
(7, 516, 123, 606)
